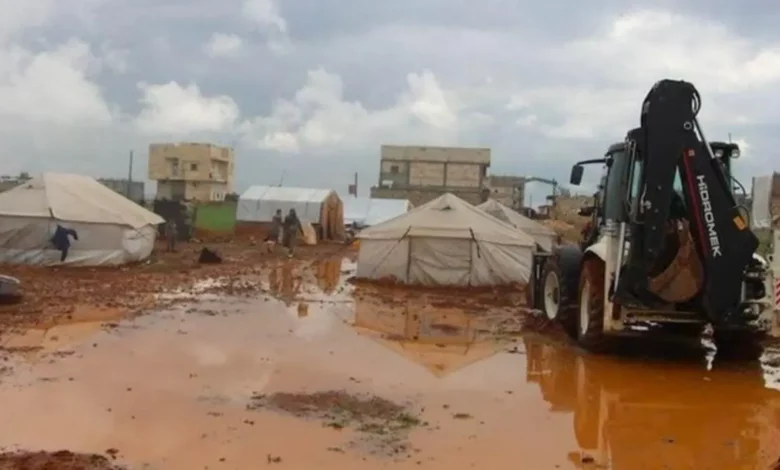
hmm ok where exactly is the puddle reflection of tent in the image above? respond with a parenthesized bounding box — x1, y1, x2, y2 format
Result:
(315, 258, 342, 294)
(353, 294, 500, 377)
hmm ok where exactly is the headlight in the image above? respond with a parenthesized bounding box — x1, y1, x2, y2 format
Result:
(714, 149, 724, 158)
(753, 253, 768, 269)
(730, 149, 740, 159)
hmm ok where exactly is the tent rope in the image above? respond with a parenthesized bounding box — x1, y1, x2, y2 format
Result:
(467, 227, 503, 286)
(367, 226, 412, 279)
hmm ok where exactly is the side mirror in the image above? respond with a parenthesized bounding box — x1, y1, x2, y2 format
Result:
(570, 165, 584, 185)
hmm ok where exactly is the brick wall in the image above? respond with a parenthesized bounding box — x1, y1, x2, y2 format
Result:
(446, 163, 481, 188)
(409, 162, 445, 186)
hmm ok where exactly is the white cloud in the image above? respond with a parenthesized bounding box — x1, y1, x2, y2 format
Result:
(0, 1, 56, 42)
(203, 33, 244, 59)
(241, 0, 286, 33)
(573, 10, 780, 92)
(0, 39, 114, 125)
(239, 68, 467, 154)
(241, 0, 291, 54)
(100, 42, 129, 73)
(507, 9, 780, 142)
(135, 81, 241, 135)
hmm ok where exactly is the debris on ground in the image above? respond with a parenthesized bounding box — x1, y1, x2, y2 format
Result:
(248, 390, 423, 458)
(0, 450, 125, 469)
(0, 275, 21, 305)
(197, 247, 222, 264)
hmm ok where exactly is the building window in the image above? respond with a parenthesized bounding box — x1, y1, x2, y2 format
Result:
(190, 163, 198, 171)
(390, 165, 399, 174)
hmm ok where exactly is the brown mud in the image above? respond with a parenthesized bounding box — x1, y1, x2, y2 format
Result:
(0, 239, 352, 333)
(0, 256, 778, 469)
(0, 450, 124, 469)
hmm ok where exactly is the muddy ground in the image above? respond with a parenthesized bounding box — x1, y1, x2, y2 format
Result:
(0, 450, 124, 469)
(0, 239, 352, 333)
(0, 239, 779, 469)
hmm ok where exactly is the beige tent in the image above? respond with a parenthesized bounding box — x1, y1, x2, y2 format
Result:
(477, 199, 557, 251)
(356, 193, 535, 285)
(0, 173, 164, 266)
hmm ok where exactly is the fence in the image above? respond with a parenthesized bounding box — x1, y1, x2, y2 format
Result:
(193, 201, 237, 234)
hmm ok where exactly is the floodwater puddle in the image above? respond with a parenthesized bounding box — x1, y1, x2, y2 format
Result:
(352, 286, 519, 377)
(524, 336, 780, 469)
(0, 305, 125, 358)
(0, 257, 779, 468)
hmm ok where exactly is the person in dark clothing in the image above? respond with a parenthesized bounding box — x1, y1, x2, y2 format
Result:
(51, 225, 78, 262)
(164, 219, 178, 252)
(282, 209, 301, 257)
(268, 209, 283, 243)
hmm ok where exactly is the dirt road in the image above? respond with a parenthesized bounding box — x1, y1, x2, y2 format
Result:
(0, 255, 779, 469)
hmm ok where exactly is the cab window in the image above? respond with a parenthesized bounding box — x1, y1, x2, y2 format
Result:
(603, 150, 629, 221)
(630, 161, 684, 196)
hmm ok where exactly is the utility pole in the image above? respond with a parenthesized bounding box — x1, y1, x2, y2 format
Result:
(126, 150, 134, 199)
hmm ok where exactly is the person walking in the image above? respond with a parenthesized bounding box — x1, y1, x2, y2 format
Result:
(165, 219, 178, 252)
(282, 208, 301, 257)
(269, 209, 283, 244)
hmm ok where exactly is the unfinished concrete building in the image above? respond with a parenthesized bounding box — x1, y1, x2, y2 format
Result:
(370, 145, 491, 206)
(148, 142, 234, 202)
(487, 175, 526, 210)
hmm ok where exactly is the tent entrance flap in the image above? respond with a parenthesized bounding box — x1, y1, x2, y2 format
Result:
(408, 237, 471, 285)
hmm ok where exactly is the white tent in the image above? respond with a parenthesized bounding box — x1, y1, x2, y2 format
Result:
(343, 196, 413, 227)
(356, 193, 536, 286)
(477, 199, 557, 251)
(236, 185, 337, 224)
(0, 173, 164, 266)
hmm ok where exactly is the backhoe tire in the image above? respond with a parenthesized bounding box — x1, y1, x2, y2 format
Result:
(540, 248, 580, 337)
(712, 329, 764, 361)
(576, 258, 609, 352)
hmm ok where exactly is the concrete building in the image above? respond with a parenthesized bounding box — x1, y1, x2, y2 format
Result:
(148, 142, 234, 202)
(487, 175, 526, 210)
(370, 145, 491, 206)
(98, 178, 145, 202)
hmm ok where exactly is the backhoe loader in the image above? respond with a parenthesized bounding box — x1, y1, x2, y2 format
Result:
(526, 79, 780, 354)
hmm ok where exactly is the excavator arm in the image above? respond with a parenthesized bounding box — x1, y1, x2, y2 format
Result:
(616, 79, 758, 325)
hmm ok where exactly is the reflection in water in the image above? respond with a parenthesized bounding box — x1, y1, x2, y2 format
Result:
(353, 290, 504, 377)
(315, 258, 341, 294)
(267, 262, 300, 302)
(522, 337, 780, 469)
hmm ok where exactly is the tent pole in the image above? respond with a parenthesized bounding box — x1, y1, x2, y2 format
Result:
(405, 236, 412, 283)
(468, 239, 473, 286)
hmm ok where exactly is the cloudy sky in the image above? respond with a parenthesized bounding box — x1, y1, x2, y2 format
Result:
(1, 0, 778, 201)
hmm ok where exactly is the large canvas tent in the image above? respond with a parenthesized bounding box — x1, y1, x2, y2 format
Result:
(343, 196, 413, 227)
(0, 173, 164, 266)
(477, 199, 557, 251)
(236, 185, 345, 240)
(356, 193, 536, 286)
